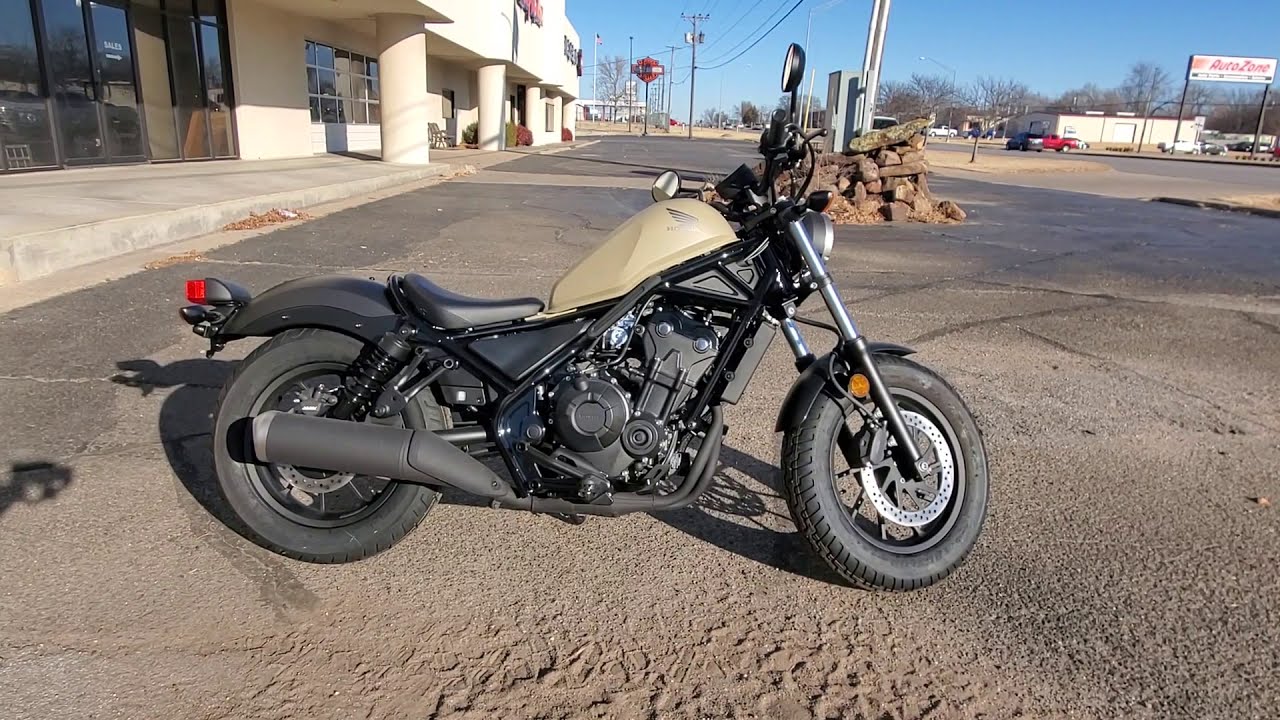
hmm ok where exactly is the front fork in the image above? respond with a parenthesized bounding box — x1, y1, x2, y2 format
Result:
(783, 217, 929, 481)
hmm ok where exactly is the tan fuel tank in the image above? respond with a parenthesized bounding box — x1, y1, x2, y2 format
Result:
(546, 198, 738, 313)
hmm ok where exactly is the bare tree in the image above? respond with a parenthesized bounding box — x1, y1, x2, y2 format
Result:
(964, 76, 1032, 134)
(700, 107, 729, 127)
(1206, 86, 1278, 134)
(1180, 82, 1221, 118)
(738, 101, 761, 126)
(1049, 82, 1128, 111)
(596, 55, 628, 121)
(1119, 62, 1171, 115)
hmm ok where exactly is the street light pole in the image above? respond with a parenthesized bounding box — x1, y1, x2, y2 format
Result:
(919, 55, 957, 138)
(628, 36, 634, 132)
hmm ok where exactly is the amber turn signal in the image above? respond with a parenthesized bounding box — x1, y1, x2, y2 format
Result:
(848, 373, 870, 398)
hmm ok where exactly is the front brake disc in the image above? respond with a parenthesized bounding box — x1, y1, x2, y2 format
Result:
(858, 411, 955, 527)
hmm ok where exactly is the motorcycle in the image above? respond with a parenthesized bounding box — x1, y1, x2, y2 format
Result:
(179, 43, 988, 589)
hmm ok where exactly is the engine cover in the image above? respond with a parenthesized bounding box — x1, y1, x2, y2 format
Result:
(552, 377, 631, 453)
(637, 310, 719, 421)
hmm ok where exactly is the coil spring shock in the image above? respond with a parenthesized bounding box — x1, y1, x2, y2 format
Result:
(330, 329, 414, 420)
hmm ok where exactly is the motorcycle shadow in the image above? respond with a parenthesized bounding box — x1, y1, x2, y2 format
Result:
(652, 446, 847, 587)
(113, 358, 845, 585)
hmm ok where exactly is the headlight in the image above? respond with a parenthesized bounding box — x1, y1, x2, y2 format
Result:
(801, 210, 835, 260)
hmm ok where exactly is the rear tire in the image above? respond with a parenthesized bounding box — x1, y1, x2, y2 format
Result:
(213, 328, 447, 563)
(782, 355, 988, 590)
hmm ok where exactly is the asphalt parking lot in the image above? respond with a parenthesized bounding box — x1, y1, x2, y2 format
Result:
(1, 136, 1277, 719)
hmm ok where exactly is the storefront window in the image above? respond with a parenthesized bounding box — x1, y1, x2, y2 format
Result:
(306, 40, 378, 124)
(0, 0, 58, 169)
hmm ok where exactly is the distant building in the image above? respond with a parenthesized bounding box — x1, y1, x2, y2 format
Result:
(1005, 111, 1204, 147)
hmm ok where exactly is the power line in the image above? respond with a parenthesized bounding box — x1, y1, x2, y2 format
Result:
(700, 0, 777, 54)
(699, 0, 805, 71)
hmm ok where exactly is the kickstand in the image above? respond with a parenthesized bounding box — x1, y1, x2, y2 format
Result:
(551, 513, 587, 526)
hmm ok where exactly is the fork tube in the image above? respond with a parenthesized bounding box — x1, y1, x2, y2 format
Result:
(786, 218, 926, 477)
(780, 317, 814, 369)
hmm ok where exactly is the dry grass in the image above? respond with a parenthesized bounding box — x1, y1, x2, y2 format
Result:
(1212, 193, 1280, 211)
(927, 148, 1110, 174)
(221, 208, 312, 231)
(143, 251, 206, 269)
(578, 122, 757, 142)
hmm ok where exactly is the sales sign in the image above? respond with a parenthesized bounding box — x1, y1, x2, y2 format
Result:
(1187, 55, 1276, 83)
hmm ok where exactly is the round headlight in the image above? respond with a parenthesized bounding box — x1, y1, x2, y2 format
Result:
(801, 210, 835, 260)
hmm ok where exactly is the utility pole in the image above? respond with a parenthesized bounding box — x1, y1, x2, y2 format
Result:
(859, 0, 891, 134)
(628, 36, 634, 132)
(682, 13, 708, 139)
(665, 44, 679, 127)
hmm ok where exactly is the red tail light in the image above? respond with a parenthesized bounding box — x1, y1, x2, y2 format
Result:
(185, 279, 207, 304)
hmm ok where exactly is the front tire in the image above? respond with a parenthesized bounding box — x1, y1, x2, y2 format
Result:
(782, 355, 988, 590)
(213, 328, 447, 563)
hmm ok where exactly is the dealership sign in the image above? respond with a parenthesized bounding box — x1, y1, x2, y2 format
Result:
(1188, 55, 1276, 83)
(631, 57, 664, 84)
(516, 0, 543, 27)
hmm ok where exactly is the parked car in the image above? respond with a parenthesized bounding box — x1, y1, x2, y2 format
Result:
(1040, 134, 1081, 152)
(927, 125, 957, 137)
(1006, 132, 1044, 151)
(1069, 137, 1089, 149)
(871, 115, 898, 130)
(1198, 141, 1227, 155)
(1159, 139, 1200, 154)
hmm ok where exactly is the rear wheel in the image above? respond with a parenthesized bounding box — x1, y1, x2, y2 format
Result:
(213, 328, 448, 563)
(782, 355, 989, 590)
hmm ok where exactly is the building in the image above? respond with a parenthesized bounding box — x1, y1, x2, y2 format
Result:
(1005, 111, 1203, 147)
(0, 0, 581, 174)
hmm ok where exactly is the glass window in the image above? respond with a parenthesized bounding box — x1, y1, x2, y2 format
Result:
(40, 0, 104, 160)
(200, 22, 232, 157)
(133, 5, 178, 159)
(546, 103, 555, 132)
(442, 89, 455, 119)
(168, 13, 209, 158)
(305, 40, 378, 125)
(196, 0, 222, 24)
(0, 0, 58, 168)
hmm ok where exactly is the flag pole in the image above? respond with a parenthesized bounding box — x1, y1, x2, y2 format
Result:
(593, 35, 598, 120)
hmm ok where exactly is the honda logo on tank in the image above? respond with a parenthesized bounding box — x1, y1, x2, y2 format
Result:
(1187, 55, 1277, 83)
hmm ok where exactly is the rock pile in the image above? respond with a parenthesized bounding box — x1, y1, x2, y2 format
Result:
(734, 118, 967, 225)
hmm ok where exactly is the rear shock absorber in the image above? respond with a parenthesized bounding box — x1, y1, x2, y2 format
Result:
(329, 327, 415, 421)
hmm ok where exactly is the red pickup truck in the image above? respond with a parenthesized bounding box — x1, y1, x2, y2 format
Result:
(1040, 134, 1082, 152)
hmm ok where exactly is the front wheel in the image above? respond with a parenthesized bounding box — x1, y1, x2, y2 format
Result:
(782, 355, 988, 590)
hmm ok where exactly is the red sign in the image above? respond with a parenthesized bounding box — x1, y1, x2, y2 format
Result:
(632, 57, 664, 84)
(517, 0, 543, 27)
(1188, 54, 1276, 83)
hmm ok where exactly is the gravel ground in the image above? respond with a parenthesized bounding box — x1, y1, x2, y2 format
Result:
(1, 137, 1277, 719)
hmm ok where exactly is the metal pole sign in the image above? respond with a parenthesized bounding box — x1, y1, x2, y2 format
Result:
(632, 58, 664, 136)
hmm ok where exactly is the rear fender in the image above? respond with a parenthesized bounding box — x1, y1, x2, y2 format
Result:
(774, 342, 915, 433)
(218, 275, 399, 343)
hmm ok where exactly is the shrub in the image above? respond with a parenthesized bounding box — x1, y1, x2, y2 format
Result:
(516, 125, 533, 146)
(505, 122, 517, 148)
(562, 127, 574, 142)
(462, 121, 478, 145)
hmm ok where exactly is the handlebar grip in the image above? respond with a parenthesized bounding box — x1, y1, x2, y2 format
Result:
(767, 109, 788, 148)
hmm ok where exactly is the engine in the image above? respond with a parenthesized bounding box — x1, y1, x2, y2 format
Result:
(536, 307, 723, 496)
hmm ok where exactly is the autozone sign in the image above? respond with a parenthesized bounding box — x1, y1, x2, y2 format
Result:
(1188, 55, 1276, 83)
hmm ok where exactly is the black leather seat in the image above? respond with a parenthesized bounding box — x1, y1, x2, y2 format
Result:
(401, 273, 544, 329)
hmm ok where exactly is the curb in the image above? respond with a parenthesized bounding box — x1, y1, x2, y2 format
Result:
(1069, 149, 1280, 167)
(1, 163, 453, 285)
(1151, 196, 1280, 219)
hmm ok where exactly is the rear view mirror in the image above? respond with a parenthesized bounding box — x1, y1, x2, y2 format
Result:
(651, 170, 681, 202)
(781, 43, 805, 93)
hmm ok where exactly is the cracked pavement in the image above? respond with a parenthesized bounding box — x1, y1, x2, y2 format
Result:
(1, 137, 1277, 719)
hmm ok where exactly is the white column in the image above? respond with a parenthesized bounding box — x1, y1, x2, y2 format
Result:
(477, 64, 506, 150)
(563, 99, 577, 138)
(524, 86, 542, 137)
(551, 95, 563, 141)
(375, 14, 430, 164)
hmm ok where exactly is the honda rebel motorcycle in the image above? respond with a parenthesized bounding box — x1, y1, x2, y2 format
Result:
(179, 44, 987, 590)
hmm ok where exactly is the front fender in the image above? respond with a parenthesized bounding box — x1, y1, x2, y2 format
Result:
(218, 275, 399, 343)
(774, 342, 915, 433)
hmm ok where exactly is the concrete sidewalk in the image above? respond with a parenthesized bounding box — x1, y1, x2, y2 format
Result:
(0, 152, 503, 285)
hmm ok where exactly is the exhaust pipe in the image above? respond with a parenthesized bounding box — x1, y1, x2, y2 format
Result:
(251, 411, 516, 500)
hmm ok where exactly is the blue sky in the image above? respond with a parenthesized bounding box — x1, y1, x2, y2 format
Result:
(571, 0, 1279, 118)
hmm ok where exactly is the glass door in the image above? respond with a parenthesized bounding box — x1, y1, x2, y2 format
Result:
(88, 0, 145, 160)
(39, 0, 144, 164)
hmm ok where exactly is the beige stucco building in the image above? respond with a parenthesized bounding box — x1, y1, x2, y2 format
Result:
(0, 0, 581, 173)
(1005, 111, 1203, 148)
